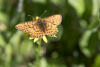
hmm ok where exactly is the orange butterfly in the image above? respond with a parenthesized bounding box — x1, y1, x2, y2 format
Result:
(16, 14, 62, 38)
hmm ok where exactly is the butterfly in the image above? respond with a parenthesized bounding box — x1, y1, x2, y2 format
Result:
(16, 14, 62, 38)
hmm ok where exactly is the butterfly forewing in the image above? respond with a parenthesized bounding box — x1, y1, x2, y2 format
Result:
(16, 21, 44, 38)
(43, 14, 62, 25)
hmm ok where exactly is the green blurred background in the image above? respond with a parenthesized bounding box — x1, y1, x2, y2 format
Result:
(0, 0, 100, 67)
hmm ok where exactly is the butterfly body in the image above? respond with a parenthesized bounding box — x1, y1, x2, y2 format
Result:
(16, 14, 62, 38)
(37, 19, 47, 32)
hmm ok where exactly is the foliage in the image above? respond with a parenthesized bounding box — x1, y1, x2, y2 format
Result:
(0, 0, 100, 67)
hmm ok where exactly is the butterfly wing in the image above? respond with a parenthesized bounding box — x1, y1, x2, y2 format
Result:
(43, 14, 62, 25)
(16, 21, 35, 32)
(16, 21, 44, 38)
(43, 14, 62, 36)
(28, 23, 45, 38)
(44, 22, 58, 36)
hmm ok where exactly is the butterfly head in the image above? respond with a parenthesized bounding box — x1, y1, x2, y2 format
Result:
(35, 16, 44, 24)
(36, 16, 41, 20)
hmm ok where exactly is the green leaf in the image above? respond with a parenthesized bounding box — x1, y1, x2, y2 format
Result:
(79, 30, 92, 57)
(32, 0, 46, 4)
(0, 12, 8, 23)
(20, 39, 33, 57)
(0, 33, 6, 47)
(79, 29, 97, 57)
(51, 0, 66, 7)
(92, 0, 99, 16)
(40, 58, 47, 67)
(5, 44, 12, 67)
(68, 0, 85, 16)
(93, 54, 100, 67)
(9, 32, 22, 54)
(9, 32, 22, 46)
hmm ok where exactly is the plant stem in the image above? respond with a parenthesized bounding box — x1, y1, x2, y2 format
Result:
(35, 38, 42, 67)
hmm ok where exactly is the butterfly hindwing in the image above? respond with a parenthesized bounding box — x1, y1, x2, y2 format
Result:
(44, 22, 58, 36)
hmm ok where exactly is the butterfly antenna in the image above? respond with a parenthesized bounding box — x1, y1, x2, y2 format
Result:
(27, 14, 35, 20)
(40, 10, 48, 17)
